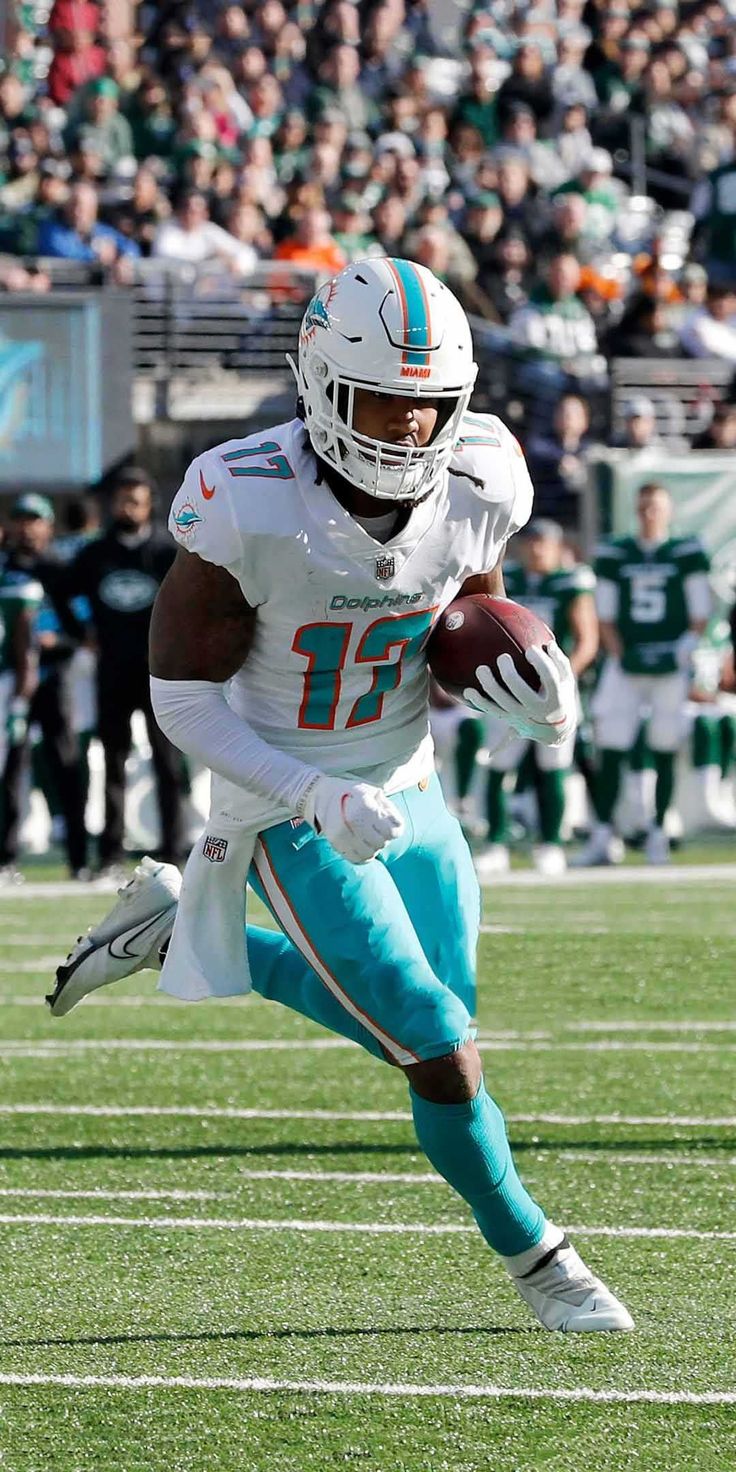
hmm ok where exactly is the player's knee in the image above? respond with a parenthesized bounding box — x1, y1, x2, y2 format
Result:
(404, 1039, 481, 1103)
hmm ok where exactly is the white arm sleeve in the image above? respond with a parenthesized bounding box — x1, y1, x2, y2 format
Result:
(684, 571, 713, 624)
(595, 578, 619, 622)
(150, 676, 319, 816)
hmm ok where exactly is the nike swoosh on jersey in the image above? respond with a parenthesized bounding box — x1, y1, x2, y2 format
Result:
(107, 908, 176, 960)
(199, 469, 216, 500)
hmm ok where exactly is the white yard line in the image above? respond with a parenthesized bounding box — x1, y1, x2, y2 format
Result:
(0, 1211, 731, 1241)
(0, 1187, 224, 1202)
(1, 1037, 735, 1058)
(0, 1372, 732, 1405)
(0, 1103, 734, 1126)
(0, 959, 68, 972)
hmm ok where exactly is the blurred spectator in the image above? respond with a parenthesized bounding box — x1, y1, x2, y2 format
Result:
(310, 45, 370, 130)
(495, 154, 540, 241)
(691, 157, 736, 286)
(153, 188, 258, 273)
(0, 258, 50, 293)
(477, 227, 533, 322)
(331, 194, 378, 261)
(47, 3, 107, 107)
(525, 394, 593, 524)
(509, 253, 599, 363)
(372, 194, 408, 256)
(273, 205, 347, 273)
(37, 179, 140, 270)
(606, 293, 684, 358)
(105, 166, 170, 257)
(65, 469, 187, 872)
(497, 42, 554, 130)
(611, 396, 664, 449)
(0, 494, 88, 879)
(692, 399, 736, 449)
(64, 78, 135, 175)
(680, 283, 736, 361)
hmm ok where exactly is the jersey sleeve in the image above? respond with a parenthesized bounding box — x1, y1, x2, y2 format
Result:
(169, 450, 243, 575)
(675, 537, 711, 578)
(452, 414, 534, 563)
(561, 563, 596, 596)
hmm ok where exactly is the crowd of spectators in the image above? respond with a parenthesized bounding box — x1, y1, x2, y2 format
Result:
(1, 0, 736, 518)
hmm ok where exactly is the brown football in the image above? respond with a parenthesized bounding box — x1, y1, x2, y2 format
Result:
(428, 594, 553, 702)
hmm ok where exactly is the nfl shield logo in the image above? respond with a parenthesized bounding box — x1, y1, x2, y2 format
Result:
(203, 835, 228, 863)
(375, 553, 395, 581)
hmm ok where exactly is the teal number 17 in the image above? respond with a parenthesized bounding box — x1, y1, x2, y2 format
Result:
(292, 609, 436, 730)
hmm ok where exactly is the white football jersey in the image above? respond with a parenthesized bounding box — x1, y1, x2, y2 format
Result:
(169, 413, 533, 830)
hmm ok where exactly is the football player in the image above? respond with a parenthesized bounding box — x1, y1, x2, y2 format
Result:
(476, 518, 598, 877)
(580, 482, 712, 865)
(48, 258, 632, 1333)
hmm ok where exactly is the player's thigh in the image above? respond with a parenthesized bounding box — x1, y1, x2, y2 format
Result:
(385, 774, 480, 1016)
(487, 729, 527, 773)
(647, 672, 689, 752)
(591, 662, 642, 751)
(251, 816, 472, 1066)
(536, 733, 575, 772)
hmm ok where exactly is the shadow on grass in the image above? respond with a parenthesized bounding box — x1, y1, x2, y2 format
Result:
(1, 1323, 535, 1350)
(0, 1136, 731, 1163)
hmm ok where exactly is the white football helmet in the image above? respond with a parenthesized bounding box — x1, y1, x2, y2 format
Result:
(292, 257, 478, 502)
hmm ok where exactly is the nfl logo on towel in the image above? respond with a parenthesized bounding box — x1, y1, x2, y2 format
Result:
(375, 553, 395, 581)
(203, 835, 228, 863)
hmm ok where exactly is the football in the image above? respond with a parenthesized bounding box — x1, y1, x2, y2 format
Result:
(428, 594, 553, 702)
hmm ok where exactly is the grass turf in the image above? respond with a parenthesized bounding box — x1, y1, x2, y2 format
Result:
(0, 873, 734, 1470)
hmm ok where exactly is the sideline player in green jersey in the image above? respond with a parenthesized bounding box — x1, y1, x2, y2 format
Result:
(0, 553, 43, 881)
(476, 518, 599, 877)
(581, 482, 712, 865)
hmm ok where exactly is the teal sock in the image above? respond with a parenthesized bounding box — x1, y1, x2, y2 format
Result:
(537, 769, 565, 844)
(454, 718, 483, 801)
(595, 749, 624, 824)
(410, 1081, 545, 1255)
(653, 751, 675, 827)
(485, 770, 508, 843)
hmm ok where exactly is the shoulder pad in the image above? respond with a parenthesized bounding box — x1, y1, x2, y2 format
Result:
(169, 420, 300, 567)
(450, 413, 533, 536)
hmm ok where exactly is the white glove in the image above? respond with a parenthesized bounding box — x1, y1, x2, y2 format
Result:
(297, 775, 404, 863)
(463, 643, 578, 748)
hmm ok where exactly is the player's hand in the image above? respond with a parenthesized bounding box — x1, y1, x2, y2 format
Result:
(297, 775, 404, 863)
(463, 643, 578, 748)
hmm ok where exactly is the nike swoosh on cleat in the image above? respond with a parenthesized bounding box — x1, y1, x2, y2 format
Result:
(199, 469, 215, 500)
(107, 908, 176, 960)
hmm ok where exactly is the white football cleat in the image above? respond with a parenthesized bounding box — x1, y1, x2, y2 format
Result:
(474, 843, 511, 879)
(47, 857, 181, 1017)
(644, 825, 670, 865)
(571, 823, 624, 867)
(533, 843, 567, 877)
(508, 1233, 635, 1332)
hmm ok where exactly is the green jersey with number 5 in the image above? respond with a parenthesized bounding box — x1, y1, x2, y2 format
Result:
(594, 536, 710, 675)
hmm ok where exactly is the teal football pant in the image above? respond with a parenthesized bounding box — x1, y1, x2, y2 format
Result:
(247, 774, 478, 1065)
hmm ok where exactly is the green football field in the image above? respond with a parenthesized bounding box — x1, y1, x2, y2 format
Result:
(0, 869, 734, 1471)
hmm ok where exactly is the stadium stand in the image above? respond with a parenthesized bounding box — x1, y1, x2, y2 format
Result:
(0, 0, 735, 869)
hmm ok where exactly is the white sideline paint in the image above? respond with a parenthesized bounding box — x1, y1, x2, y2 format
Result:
(2, 864, 736, 899)
(0, 1372, 733, 1405)
(0, 1211, 732, 1241)
(1, 1103, 734, 1127)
